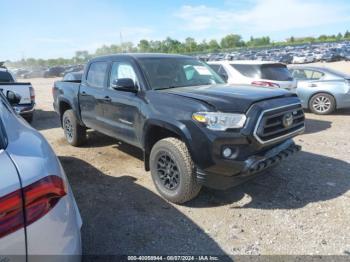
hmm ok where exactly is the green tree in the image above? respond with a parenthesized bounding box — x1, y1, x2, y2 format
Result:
(137, 39, 151, 52)
(184, 37, 197, 52)
(318, 35, 328, 41)
(74, 50, 90, 63)
(345, 30, 350, 38)
(197, 40, 209, 52)
(336, 33, 343, 40)
(220, 34, 244, 49)
(208, 39, 220, 51)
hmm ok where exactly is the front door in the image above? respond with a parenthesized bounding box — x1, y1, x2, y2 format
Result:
(102, 61, 142, 147)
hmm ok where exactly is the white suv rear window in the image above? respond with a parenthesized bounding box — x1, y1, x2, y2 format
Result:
(231, 64, 293, 81)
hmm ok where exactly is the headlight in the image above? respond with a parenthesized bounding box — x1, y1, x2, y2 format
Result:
(192, 112, 247, 131)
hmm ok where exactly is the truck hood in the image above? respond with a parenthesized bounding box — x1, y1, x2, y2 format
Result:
(162, 84, 296, 112)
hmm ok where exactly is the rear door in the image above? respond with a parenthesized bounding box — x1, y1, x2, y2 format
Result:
(291, 69, 324, 88)
(0, 100, 26, 260)
(79, 61, 109, 130)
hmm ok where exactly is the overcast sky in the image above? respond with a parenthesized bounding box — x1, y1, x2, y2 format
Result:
(1, 0, 350, 61)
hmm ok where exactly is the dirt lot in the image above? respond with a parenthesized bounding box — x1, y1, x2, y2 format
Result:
(25, 61, 350, 257)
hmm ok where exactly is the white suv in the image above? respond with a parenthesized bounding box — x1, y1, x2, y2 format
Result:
(0, 91, 82, 261)
(208, 60, 296, 92)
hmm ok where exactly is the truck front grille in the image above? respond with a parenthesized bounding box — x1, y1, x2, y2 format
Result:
(254, 104, 305, 144)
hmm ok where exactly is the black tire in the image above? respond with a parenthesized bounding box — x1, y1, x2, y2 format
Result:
(150, 137, 201, 204)
(62, 109, 86, 146)
(309, 93, 336, 115)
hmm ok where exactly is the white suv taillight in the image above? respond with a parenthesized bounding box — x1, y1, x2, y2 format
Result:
(29, 86, 35, 103)
(0, 176, 66, 238)
(251, 81, 280, 88)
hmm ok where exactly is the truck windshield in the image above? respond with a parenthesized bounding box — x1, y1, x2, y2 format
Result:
(0, 71, 14, 83)
(138, 57, 225, 90)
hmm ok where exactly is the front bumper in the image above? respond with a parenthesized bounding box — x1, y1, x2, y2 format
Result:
(196, 140, 301, 190)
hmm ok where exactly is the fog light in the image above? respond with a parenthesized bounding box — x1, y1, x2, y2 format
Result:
(222, 147, 233, 158)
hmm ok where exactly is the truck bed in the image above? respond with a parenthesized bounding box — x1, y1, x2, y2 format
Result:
(0, 82, 32, 105)
(52, 80, 81, 115)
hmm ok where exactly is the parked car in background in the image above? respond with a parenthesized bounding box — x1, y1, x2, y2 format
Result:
(208, 60, 296, 92)
(194, 40, 350, 64)
(13, 69, 30, 79)
(0, 91, 82, 260)
(292, 55, 311, 64)
(0, 67, 35, 122)
(63, 65, 84, 76)
(44, 66, 65, 78)
(289, 65, 350, 114)
(53, 53, 304, 204)
(23, 69, 45, 79)
(63, 71, 83, 81)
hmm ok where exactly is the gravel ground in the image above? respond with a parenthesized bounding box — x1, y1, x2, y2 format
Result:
(23, 61, 350, 257)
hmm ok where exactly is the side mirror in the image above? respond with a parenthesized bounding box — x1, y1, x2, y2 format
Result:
(111, 78, 138, 93)
(6, 91, 21, 105)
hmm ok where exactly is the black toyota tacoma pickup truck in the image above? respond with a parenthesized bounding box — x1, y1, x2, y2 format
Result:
(53, 54, 305, 203)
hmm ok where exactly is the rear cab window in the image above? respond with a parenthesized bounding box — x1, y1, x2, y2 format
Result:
(86, 62, 108, 88)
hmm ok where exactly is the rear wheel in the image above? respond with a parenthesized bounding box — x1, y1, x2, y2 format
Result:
(309, 93, 336, 115)
(62, 109, 86, 146)
(150, 137, 201, 204)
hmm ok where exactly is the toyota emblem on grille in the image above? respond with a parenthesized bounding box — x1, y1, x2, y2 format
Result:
(282, 113, 294, 128)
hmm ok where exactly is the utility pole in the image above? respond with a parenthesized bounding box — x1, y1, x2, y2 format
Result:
(120, 32, 124, 52)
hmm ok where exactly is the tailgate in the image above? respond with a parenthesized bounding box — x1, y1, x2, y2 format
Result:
(0, 83, 32, 104)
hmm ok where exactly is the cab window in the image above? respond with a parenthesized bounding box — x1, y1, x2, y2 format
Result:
(86, 62, 108, 88)
(109, 62, 138, 88)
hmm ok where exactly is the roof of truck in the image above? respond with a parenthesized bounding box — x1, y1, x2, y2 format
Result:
(90, 53, 192, 62)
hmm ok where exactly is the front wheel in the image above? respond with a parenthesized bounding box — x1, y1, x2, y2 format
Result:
(309, 93, 336, 115)
(150, 138, 202, 204)
(62, 109, 86, 146)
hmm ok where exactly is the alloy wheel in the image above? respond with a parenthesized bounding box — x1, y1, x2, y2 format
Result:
(312, 96, 331, 113)
(64, 118, 74, 142)
(156, 152, 180, 190)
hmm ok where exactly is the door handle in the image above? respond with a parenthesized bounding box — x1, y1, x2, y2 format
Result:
(80, 91, 88, 96)
(308, 83, 317, 87)
(103, 96, 112, 102)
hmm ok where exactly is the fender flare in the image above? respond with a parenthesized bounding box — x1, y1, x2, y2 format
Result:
(57, 97, 84, 126)
(142, 118, 195, 170)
